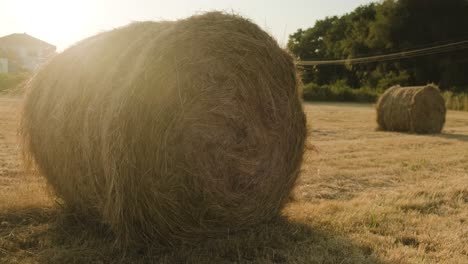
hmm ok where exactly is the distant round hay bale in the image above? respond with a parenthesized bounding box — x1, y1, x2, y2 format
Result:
(376, 84, 446, 134)
(20, 12, 306, 245)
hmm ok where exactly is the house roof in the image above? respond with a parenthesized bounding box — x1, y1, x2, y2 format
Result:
(0, 33, 56, 50)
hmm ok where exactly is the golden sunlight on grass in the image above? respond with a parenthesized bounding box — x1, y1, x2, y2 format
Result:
(0, 96, 467, 263)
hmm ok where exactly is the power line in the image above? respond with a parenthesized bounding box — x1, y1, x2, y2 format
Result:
(297, 39, 468, 66)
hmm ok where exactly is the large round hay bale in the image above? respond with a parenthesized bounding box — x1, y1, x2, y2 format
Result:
(376, 84, 446, 134)
(20, 12, 306, 245)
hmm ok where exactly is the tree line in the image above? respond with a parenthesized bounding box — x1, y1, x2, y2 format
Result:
(288, 0, 468, 92)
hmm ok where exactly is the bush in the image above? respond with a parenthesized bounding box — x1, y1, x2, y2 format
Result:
(376, 71, 410, 91)
(303, 81, 379, 103)
(303, 79, 468, 112)
(442, 91, 468, 111)
(0, 72, 30, 93)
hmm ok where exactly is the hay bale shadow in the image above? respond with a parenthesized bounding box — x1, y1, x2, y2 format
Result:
(0, 207, 388, 264)
(431, 132, 468, 142)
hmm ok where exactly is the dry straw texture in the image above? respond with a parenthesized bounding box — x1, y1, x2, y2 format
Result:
(20, 12, 306, 245)
(376, 84, 446, 134)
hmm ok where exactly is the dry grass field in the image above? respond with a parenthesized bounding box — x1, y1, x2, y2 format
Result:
(0, 95, 467, 263)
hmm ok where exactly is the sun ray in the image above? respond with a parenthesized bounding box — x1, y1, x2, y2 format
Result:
(11, 0, 91, 50)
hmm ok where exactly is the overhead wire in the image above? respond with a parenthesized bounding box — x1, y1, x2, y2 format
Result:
(297, 39, 468, 66)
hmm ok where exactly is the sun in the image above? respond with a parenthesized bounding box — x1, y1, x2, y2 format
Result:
(11, 0, 91, 50)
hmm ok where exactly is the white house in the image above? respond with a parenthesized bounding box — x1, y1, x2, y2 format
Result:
(0, 33, 56, 73)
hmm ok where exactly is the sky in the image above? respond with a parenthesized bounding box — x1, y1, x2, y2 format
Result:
(1, 0, 375, 51)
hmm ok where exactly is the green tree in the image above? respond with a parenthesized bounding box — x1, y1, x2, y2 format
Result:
(288, 0, 468, 92)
